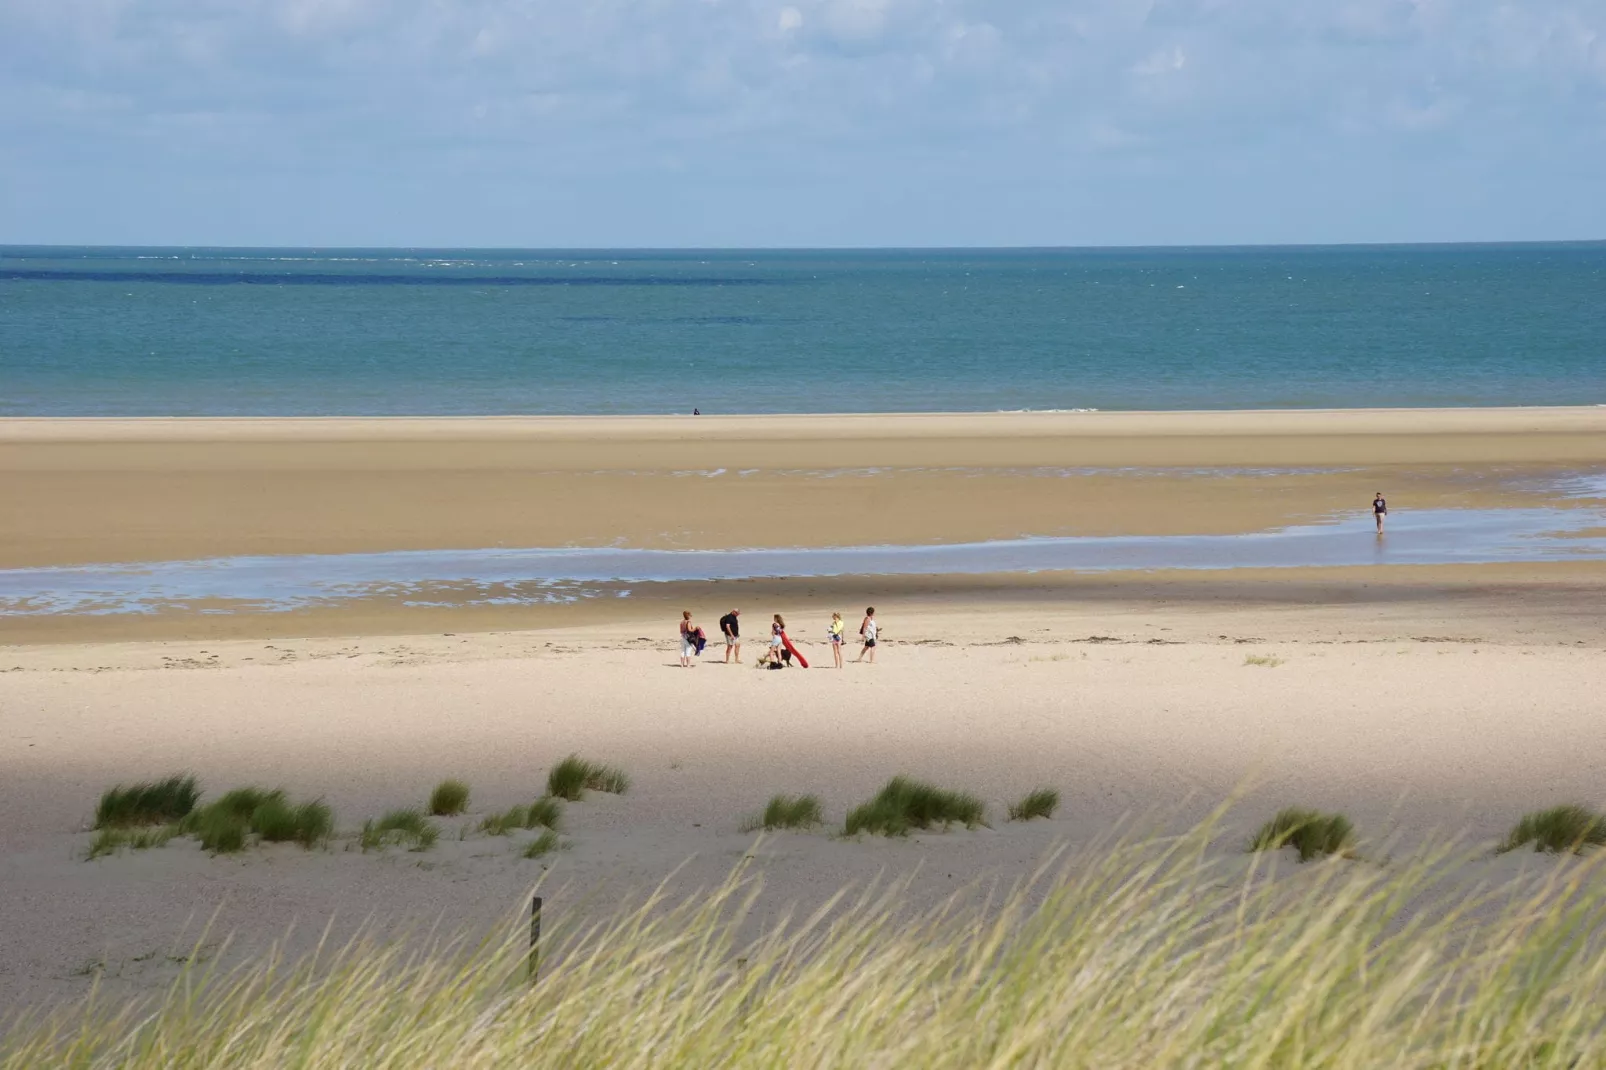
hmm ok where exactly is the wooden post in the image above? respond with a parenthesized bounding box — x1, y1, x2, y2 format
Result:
(529, 895, 543, 983)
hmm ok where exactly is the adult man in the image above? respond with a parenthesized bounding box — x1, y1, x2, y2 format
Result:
(719, 608, 741, 663)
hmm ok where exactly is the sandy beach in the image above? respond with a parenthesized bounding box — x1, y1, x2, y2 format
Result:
(4, 595, 1606, 1013)
(3, 407, 1606, 1015)
(5, 408, 1606, 571)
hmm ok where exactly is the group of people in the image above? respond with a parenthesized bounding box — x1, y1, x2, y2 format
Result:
(677, 607, 880, 669)
(668, 494, 1392, 670)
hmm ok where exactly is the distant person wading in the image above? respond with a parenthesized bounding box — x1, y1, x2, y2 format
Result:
(1373, 491, 1388, 534)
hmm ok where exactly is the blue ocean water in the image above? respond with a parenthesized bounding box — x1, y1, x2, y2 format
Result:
(2, 244, 1603, 416)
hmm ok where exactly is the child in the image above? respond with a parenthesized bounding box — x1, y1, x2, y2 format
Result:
(854, 606, 878, 664)
(769, 613, 786, 667)
(828, 612, 845, 668)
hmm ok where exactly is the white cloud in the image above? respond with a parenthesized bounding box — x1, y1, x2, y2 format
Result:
(821, 0, 894, 43)
(278, 0, 382, 38)
(1132, 46, 1186, 76)
(944, 21, 1002, 68)
(0, 0, 1602, 244)
(1385, 93, 1460, 131)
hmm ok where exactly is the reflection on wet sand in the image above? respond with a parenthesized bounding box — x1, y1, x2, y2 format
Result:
(4, 507, 1606, 618)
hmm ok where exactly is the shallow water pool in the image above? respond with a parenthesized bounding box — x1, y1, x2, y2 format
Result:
(2, 507, 1604, 617)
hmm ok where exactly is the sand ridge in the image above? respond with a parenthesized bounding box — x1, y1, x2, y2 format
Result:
(4, 407, 1606, 572)
(6, 405, 1606, 441)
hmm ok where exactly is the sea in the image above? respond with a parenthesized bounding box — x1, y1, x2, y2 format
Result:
(2, 243, 1604, 416)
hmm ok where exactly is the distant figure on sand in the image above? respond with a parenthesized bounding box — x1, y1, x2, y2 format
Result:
(769, 614, 787, 666)
(678, 610, 696, 668)
(829, 612, 845, 668)
(855, 607, 878, 664)
(1373, 491, 1388, 534)
(719, 608, 741, 664)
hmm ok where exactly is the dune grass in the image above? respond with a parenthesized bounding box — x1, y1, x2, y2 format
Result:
(480, 797, 562, 837)
(242, 795, 297, 840)
(208, 787, 285, 821)
(1499, 804, 1606, 855)
(427, 779, 471, 817)
(524, 797, 563, 831)
(360, 809, 438, 852)
(290, 802, 335, 847)
(1243, 654, 1285, 668)
(546, 755, 630, 802)
(17, 820, 1606, 1068)
(166, 787, 332, 853)
(741, 794, 824, 833)
(251, 799, 335, 848)
(94, 774, 200, 829)
(178, 787, 281, 852)
(522, 830, 562, 859)
(190, 806, 250, 854)
(1007, 788, 1060, 822)
(85, 825, 177, 860)
(478, 806, 529, 837)
(844, 776, 986, 837)
(1248, 807, 1357, 862)
(546, 756, 591, 800)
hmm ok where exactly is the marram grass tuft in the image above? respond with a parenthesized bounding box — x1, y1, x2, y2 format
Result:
(15, 817, 1606, 1069)
(1248, 806, 1356, 862)
(1499, 804, 1606, 855)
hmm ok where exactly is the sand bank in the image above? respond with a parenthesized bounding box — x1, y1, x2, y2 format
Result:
(7, 406, 1606, 447)
(3, 595, 1605, 1011)
(3, 408, 1606, 570)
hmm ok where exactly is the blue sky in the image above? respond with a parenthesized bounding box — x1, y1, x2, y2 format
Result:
(2, 0, 1603, 247)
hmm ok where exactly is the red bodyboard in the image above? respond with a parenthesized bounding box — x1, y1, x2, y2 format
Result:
(781, 632, 809, 668)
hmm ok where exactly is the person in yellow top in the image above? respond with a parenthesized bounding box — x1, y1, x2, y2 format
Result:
(828, 612, 846, 669)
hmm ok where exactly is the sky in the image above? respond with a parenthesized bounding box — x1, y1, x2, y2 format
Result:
(1, 0, 1603, 247)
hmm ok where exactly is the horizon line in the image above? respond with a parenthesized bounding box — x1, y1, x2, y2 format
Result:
(3, 238, 1605, 254)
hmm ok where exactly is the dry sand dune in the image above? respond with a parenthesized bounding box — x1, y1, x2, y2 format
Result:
(4, 593, 1605, 1012)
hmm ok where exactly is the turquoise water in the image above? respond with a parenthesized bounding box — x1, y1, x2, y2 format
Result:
(3, 244, 1603, 415)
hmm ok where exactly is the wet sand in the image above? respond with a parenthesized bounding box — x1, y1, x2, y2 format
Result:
(6, 561, 1606, 645)
(4, 408, 1606, 569)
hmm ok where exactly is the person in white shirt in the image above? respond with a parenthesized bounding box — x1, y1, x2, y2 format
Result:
(854, 606, 879, 664)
